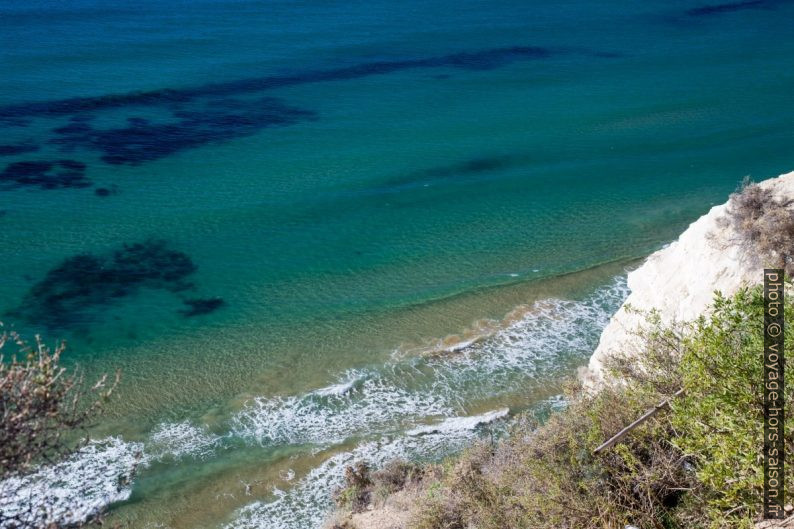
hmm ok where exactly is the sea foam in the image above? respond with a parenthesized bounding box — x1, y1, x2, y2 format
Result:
(226, 408, 509, 529)
(0, 438, 144, 528)
(148, 420, 225, 461)
(224, 278, 628, 528)
(0, 277, 627, 527)
(0, 420, 223, 528)
(231, 371, 454, 446)
(230, 277, 627, 449)
(422, 275, 629, 402)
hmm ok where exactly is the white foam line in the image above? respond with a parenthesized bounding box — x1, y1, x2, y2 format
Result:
(231, 372, 453, 446)
(148, 421, 225, 461)
(312, 376, 359, 397)
(407, 407, 509, 436)
(442, 337, 479, 353)
(0, 438, 145, 529)
(425, 276, 629, 400)
(226, 409, 510, 529)
(224, 278, 628, 528)
(229, 277, 628, 449)
(0, 419, 224, 528)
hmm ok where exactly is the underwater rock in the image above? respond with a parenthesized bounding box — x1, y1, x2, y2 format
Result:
(0, 44, 619, 169)
(0, 45, 563, 122)
(181, 297, 225, 317)
(0, 159, 90, 189)
(93, 185, 119, 197)
(9, 239, 198, 328)
(0, 142, 39, 156)
(49, 97, 316, 165)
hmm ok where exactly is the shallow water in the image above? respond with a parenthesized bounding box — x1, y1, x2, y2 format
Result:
(1, 0, 793, 526)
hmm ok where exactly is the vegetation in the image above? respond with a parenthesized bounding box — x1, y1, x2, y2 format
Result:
(333, 287, 793, 528)
(333, 460, 428, 514)
(720, 178, 794, 275)
(0, 325, 120, 527)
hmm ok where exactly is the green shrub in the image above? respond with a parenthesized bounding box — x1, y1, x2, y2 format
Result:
(668, 288, 793, 527)
(405, 286, 793, 529)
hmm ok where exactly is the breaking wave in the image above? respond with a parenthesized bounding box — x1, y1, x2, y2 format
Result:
(0, 275, 628, 528)
(0, 438, 144, 528)
(222, 276, 628, 528)
(148, 421, 225, 461)
(226, 408, 510, 529)
(231, 370, 455, 446)
(230, 276, 628, 447)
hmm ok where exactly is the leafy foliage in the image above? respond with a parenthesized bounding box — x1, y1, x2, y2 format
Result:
(668, 288, 792, 526)
(1, 325, 122, 529)
(0, 328, 118, 478)
(350, 286, 793, 529)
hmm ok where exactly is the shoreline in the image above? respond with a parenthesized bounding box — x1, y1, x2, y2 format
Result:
(29, 260, 631, 529)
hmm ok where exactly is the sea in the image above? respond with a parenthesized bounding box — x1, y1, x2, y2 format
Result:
(0, 0, 792, 527)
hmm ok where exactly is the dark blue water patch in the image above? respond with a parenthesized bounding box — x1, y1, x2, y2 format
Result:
(685, 0, 782, 16)
(0, 142, 39, 156)
(382, 154, 531, 189)
(94, 185, 119, 197)
(7, 240, 202, 329)
(0, 90, 193, 121)
(0, 45, 621, 170)
(49, 96, 316, 165)
(424, 156, 520, 177)
(0, 45, 571, 122)
(180, 297, 225, 317)
(53, 122, 93, 135)
(0, 44, 618, 168)
(0, 159, 91, 189)
(0, 117, 31, 128)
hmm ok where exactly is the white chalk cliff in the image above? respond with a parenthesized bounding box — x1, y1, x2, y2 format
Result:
(586, 170, 794, 382)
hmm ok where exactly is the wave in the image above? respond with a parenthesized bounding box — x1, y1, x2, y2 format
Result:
(422, 275, 628, 402)
(0, 424, 222, 528)
(231, 370, 454, 446)
(148, 421, 225, 461)
(0, 438, 144, 528)
(220, 276, 628, 528)
(0, 276, 628, 527)
(406, 408, 509, 436)
(230, 276, 628, 447)
(312, 376, 360, 397)
(226, 408, 510, 529)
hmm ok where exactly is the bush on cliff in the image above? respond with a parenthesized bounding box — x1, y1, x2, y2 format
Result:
(336, 286, 793, 529)
(0, 326, 120, 527)
(720, 178, 794, 275)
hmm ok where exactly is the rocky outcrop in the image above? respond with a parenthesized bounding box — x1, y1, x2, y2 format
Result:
(585, 170, 794, 384)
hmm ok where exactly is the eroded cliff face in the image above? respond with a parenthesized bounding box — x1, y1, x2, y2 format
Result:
(585, 170, 794, 384)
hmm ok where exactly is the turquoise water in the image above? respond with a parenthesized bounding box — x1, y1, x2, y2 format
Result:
(1, 0, 793, 527)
